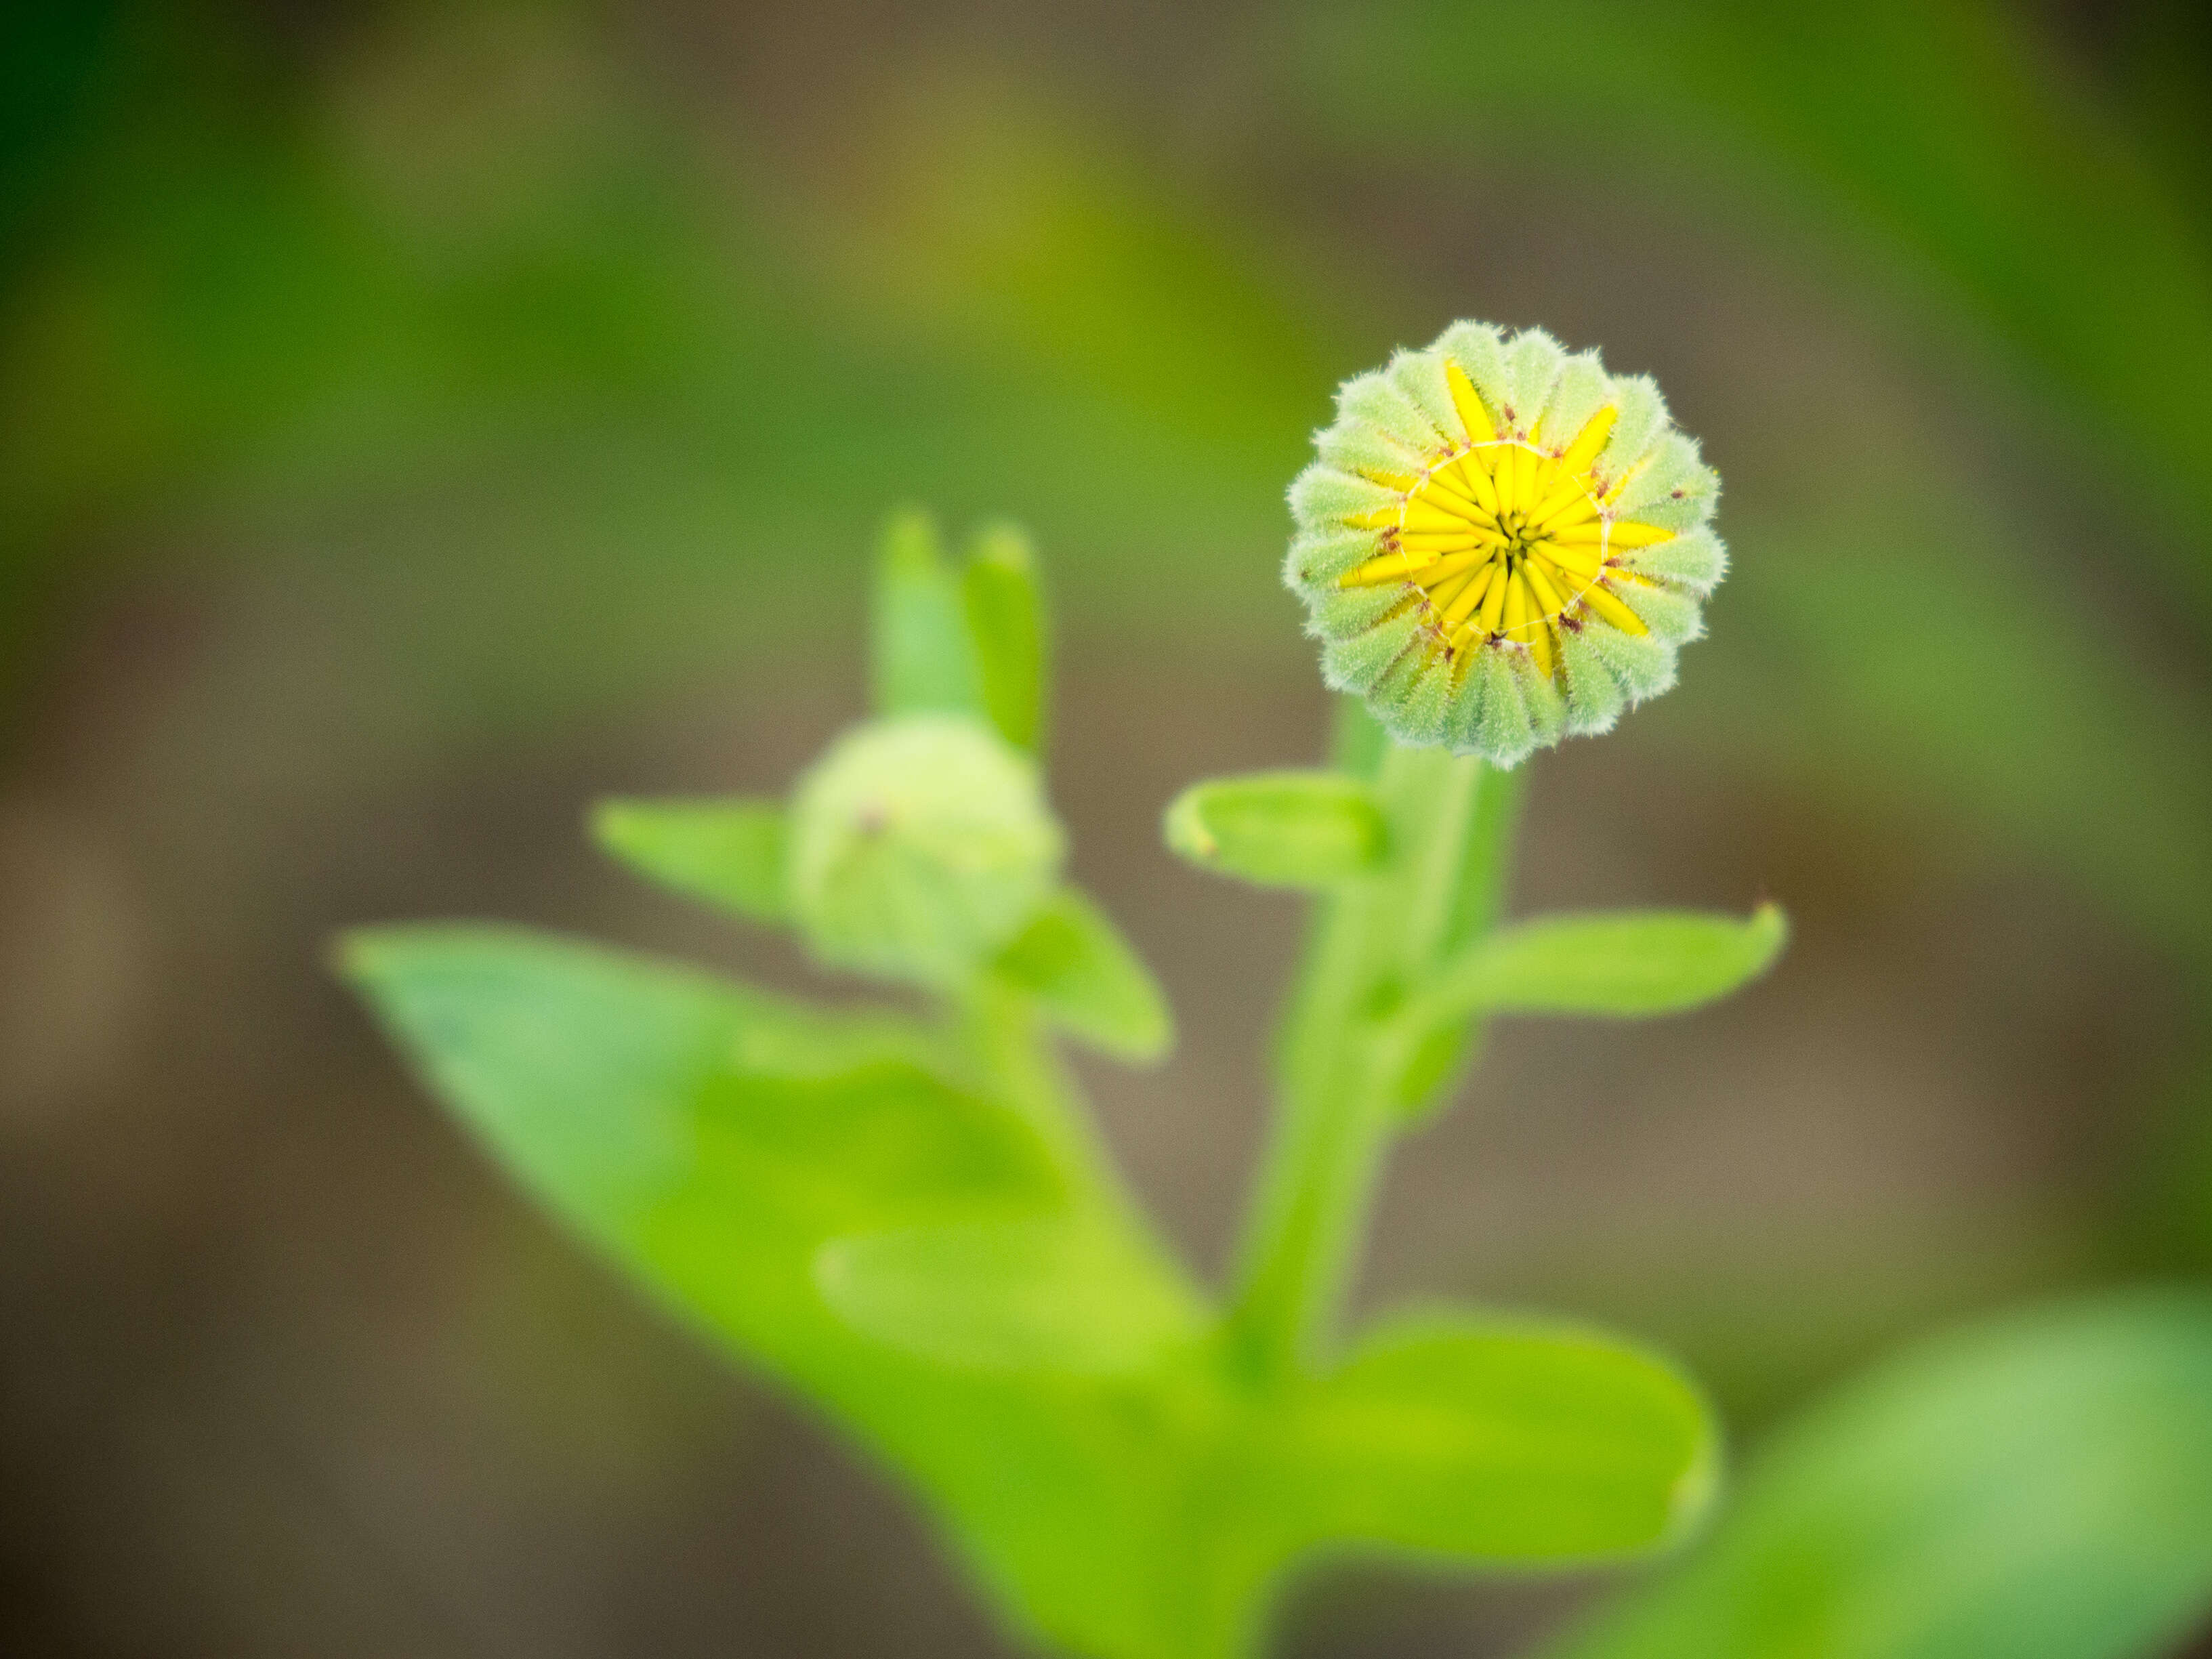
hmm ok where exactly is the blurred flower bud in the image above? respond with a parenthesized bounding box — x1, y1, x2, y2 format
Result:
(1285, 322, 1725, 767)
(788, 713, 1064, 988)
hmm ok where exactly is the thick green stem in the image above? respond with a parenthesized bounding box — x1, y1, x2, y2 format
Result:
(1224, 739, 1523, 1384)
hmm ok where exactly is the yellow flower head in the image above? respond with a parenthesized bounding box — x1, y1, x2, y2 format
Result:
(1285, 322, 1724, 766)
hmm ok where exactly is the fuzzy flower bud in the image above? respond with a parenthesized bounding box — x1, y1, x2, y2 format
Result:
(1284, 322, 1726, 767)
(787, 713, 1064, 988)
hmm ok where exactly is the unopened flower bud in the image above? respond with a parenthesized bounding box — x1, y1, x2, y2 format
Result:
(788, 713, 1064, 987)
(1284, 322, 1726, 767)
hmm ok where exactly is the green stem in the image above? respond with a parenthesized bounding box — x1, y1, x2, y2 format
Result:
(1224, 739, 1524, 1384)
(951, 974, 1115, 1194)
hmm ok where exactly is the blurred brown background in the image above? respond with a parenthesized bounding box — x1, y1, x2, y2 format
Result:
(3, 1, 2210, 1654)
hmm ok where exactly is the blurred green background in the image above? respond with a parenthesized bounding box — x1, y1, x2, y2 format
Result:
(4, 1, 2212, 1654)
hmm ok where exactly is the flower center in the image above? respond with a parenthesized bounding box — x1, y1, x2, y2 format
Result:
(1337, 394, 1668, 678)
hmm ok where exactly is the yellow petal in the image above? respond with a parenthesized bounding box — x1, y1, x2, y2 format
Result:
(1479, 560, 1512, 635)
(1400, 497, 1485, 534)
(1502, 444, 1540, 517)
(1502, 568, 1531, 640)
(1556, 406, 1618, 480)
(1553, 518, 1675, 549)
(1394, 529, 1490, 553)
(1526, 475, 1593, 530)
(1526, 608, 1556, 678)
(1338, 550, 1430, 587)
(1608, 520, 1677, 549)
(1442, 453, 1501, 517)
(1445, 360, 1497, 446)
(1418, 474, 1495, 526)
(1412, 549, 1488, 589)
(1489, 447, 1520, 516)
(1440, 562, 1497, 627)
(1346, 507, 1400, 530)
(1532, 495, 1600, 537)
(1423, 565, 1478, 611)
(1522, 558, 1568, 621)
(1530, 537, 1604, 579)
(1579, 578, 1650, 635)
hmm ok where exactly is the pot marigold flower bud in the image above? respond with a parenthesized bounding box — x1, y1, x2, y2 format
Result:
(788, 713, 1064, 988)
(1284, 322, 1725, 767)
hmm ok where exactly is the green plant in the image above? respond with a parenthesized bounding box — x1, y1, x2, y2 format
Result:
(341, 333, 1783, 1658)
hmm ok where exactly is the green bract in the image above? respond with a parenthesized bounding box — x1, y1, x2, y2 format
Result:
(789, 712, 1064, 988)
(1285, 321, 1725, 766)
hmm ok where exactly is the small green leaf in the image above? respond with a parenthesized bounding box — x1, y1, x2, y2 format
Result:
(591, 796, 789, 923)
(1547, 1292, 2212, 1659)
(873, 507, 984, 720)
(1273, 1313, 1715, 1561)
(1413, 903, 1787, 1024)
(963, 521, 1048, 752)
(994, 886, 1173, 1062)
(1163, 771, 1387, 888)
(816, 1217, 1207, 1374)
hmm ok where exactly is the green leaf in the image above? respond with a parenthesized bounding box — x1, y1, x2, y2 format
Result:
(1164, 770, 1387, 888)
(1546, 1292, 2212, 1659)
(1273, 1314, 1715, 1561)
(1412, 903, 1787, 1025)
(963, 520, 1048, 752)
(337, 925, 1042, 1239)
(335, 923, 1210, 1659)
(873, 507, 984, 720)
(590, 796, 789, 923)
(994, 886, 1173, 1062)
(816, 1217, 1207, 1374)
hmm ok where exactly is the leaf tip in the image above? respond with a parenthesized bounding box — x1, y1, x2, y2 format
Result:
(328, 925, 396, 987)
(1161, 787, 1220, 864)
(585, 796, 639, 855)
(1747, 901, 1789, 973)
(877, 503, 946, 570)
(965, 518, 1037, 575)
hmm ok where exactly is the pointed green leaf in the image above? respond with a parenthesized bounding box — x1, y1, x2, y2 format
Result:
(1271, 1314, 1715, 1561)
(337, 925, 1043, 1242)
(591, 796, 789, 923)
(963, 520, 1048, 752)
(336, 925, 1226, 1659)
(1412, 903, 1787, 1025)
(1163, 770, 1387, 888)
(816, 1217, 1207, 1375)
(994, 886, 1172, 1062)
(873, 507, 984, 720)
(1547, 1293, 2212, 1659)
